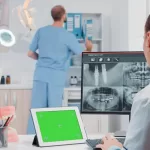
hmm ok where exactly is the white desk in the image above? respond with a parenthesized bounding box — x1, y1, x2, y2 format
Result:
(7, 135, 101, 150)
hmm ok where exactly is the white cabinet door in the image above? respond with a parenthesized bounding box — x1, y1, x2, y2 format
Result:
(23, 90, 32, 134)
(10, 90, 32, 134)
(81, 114, 99, 134)
(0, 90, 10, 107)
(10, 90, 24, 134)
(81, 115, 109, 134)
(98, 115, 109, 134)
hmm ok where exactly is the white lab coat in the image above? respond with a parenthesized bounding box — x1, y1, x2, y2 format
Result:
(109, 84, 150, 150)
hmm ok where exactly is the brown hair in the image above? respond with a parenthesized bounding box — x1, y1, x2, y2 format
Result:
(145, 15, 150, 33)
(51, 5, 66, 21)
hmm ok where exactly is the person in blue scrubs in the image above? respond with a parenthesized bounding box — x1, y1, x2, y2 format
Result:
(96, 15, 150, 150)
(27, 5, 93, 134)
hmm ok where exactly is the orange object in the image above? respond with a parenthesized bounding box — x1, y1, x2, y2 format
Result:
(6, 75, 11, 84)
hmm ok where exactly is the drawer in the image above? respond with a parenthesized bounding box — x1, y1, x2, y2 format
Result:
(68, 102, 81, 111)
(68, 91, 81, 99)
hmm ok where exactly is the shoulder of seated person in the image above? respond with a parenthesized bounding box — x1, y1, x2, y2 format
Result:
(134, 84, 150, 103)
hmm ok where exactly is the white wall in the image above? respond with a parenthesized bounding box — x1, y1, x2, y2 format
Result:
(111, 0, 147, 52)
(0, 0, 113, 83)
(128, 0, 147, 51)
(146, 0, 150, 16)
(111, 0, 129, 51)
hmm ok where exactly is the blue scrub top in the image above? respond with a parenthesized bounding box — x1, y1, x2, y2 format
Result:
(29, 25, 84, 82)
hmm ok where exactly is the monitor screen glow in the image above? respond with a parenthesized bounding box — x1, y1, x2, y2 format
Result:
(81, 52, 150, 114)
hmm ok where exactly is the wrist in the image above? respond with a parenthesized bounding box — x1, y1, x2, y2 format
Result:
(86, 48, 92, 51)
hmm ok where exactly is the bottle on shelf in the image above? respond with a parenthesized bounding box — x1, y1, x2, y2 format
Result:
(70, 76, 78, 86)
(6, 75, 11, 84)
(70, 76, 74, 86)
(73, 76, 78, 86)
(1, 76, 5, 84)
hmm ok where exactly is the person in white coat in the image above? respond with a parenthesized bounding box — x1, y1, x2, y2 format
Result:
(96, 14, 150, 150)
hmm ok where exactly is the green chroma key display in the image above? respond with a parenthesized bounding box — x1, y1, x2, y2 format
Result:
(36, 110, 83, 142)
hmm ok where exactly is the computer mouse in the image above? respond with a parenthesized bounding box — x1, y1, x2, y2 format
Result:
(93, 148, 102, 150)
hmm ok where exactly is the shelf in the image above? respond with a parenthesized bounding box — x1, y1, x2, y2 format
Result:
(66, 12, 103, 88)
(78, 38, 102, 42)
(70, 66, 81, 69)
(64, 86, 81, 91)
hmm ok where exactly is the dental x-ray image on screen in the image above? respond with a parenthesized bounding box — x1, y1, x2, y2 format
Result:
(81, 52, 150, 114)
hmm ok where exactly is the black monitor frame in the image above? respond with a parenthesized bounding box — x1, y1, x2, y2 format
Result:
(81, 51, 146, 115)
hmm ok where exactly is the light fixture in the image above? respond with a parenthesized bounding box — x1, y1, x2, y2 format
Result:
(0, 29, 16, 47)
(17, 0, 36, 32)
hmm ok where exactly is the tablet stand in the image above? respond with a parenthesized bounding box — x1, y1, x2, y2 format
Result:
(32, 135, 39, 147)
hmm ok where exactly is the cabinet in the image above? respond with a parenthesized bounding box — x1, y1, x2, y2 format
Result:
(0, 88, 109, 135)
(23, 90, 32, 134)
(10, 90, 32, 134)
(63, 87, 109, 134)
(0, 89, 32, 134)
(66, 13, 103, 70)
(0, 90, 10, 106)
(81, 115, 109, 134)
(81, 115, 99, 134)
(66, 13, 103, 53)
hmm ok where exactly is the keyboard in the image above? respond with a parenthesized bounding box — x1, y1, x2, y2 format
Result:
(86, 137, 125, 149)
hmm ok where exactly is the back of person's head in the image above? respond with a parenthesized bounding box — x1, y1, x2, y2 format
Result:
(51, 5, 66, 22)
(144, 15, 150, 66)
(145, 15, 150, 33)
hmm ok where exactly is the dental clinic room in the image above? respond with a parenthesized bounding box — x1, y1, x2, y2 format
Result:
(0, 0, 150, 150)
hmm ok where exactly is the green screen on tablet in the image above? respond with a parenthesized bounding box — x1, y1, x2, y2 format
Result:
(36, 110, 83, 142)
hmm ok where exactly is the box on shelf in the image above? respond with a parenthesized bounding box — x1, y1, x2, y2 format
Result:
(82, 19, 93, 41)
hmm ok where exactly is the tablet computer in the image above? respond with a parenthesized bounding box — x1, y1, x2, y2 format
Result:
(31, 107, 87, 147)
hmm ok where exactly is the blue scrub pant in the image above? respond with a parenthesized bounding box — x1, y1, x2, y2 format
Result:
(27, 80, 64, 134)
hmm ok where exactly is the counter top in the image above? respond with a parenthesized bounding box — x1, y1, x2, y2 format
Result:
(0, 84, 33, 90)
(0, 84, 81, 90)
(7, 134, 102, 150)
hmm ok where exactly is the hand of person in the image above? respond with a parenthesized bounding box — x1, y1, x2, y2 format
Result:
(85, 39, 93, 52)
(96, 134, 123, 150)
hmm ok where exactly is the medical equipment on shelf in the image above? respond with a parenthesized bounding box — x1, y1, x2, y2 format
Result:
(70, 76, 78, 86)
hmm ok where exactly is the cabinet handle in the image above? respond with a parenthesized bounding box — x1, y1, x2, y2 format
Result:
(13, 92, 17, 109)
(98, 119, 100, 133)
(4, 93, 8, 106)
